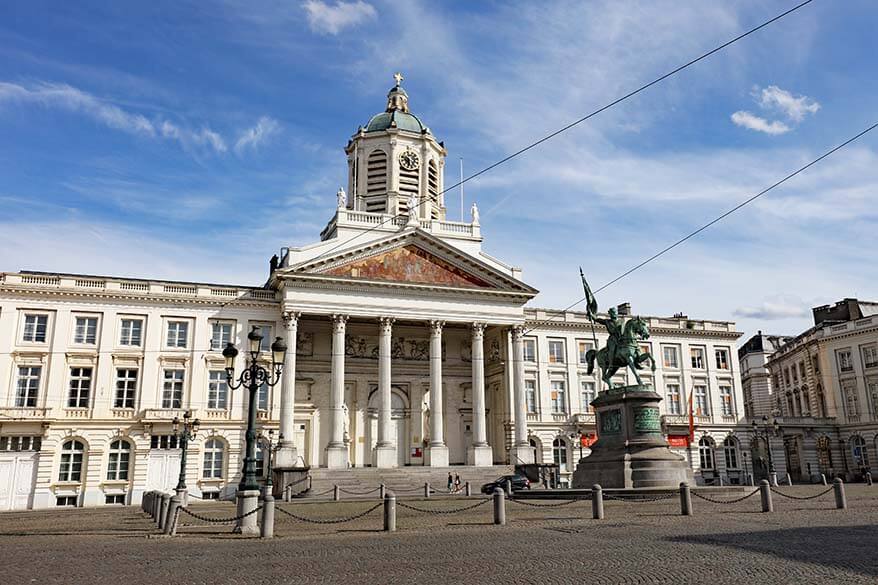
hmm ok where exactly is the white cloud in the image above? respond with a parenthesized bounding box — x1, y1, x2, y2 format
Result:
(0, 81, 156, 136)
(733, 296, 814, 320)
(757, 85, 820, 122)
(161, 121, 227, 153)
(235, 116, 281, 154)
(303, 0, 376, 35)
(730, 110, 791, 135)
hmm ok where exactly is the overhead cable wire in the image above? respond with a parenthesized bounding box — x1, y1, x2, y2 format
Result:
(294, 0, 817, 268)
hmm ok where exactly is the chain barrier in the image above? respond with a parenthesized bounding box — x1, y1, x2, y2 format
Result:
(508, 497, 585, 508)
(282, 476, 311, 491)
(770, 486, 835, 501)
(177, 505, 263, 525)
(396, 498, 491, 515)
(692, 489, 760, 505)
(309, 487, 338, 498)
(186, 491, 220, 501)
(602, 492, 677, 503)
(276, 502, 383, 524)
(388, 485, 434, 493)
(337, 486, 381, 496)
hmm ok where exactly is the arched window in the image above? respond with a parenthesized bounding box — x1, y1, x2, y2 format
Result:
(698, 436, 715, 471)
(59, 439, 85, 482)
(816, 435, 833, 472)
(427, 159, 440, 219)
(552, 438, 568, 469)
(106, 439, 131, 481)
(364, 149, 388, 213)
(723, 436, 739, 470)
(851, 435, 869, 470)
(202, 439, 225, 479)
(529, 438, 542, 464)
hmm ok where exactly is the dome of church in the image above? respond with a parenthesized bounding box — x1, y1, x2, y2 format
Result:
(363, 74, 429, 134)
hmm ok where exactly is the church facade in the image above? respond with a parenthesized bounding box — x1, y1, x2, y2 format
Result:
(0, 78, 746, 510)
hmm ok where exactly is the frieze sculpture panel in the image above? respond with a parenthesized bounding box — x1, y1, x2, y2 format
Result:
(599, 409, 622, 435)
(345, 335, 437, 361)
(296, 331, 314, 356)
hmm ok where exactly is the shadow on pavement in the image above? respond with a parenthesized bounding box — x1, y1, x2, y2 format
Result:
(668, 525, 878, 577)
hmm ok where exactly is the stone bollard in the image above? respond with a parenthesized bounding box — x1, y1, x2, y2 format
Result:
(424, 482, 431, 498)
(465, 481, 471, 497)
(833, 478, 847, 509)
(718, 476, 724, 487)
(158, 493, 171, 529)
(592, 485, 604, 520)
(283, 485, 291, 502)
(820, 473, 827, 486)
(308, 475, 313, 491)
(151, 491, 159, 520)
(261, 492, 275, 539)
(383, 492, 397, 532)
(333, 485, 340, 502)
(679, 482, 693, 516)
(759, 480, 773, 513)
(786, 473, 792, 486)
(379, 483, 386, 500)
(164, 494, 181, 536)
(866, 472, 873, 487)
(505, 479, 513, 497)
(493, 488, 506, 526)
(770, 471, 778, 487)
(143, 491, 150, 514)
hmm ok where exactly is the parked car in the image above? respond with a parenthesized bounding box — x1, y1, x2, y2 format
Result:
(481, 474, 530, 494)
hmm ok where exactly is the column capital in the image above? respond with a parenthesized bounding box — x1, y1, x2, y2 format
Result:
(511, 324, 526, 340)
(471, 322, 486, 338)
(282, 311, 301, 329)
(331, 314, 349, 332)
(378, 316, 395, 333)
(429, 320, 445, 336)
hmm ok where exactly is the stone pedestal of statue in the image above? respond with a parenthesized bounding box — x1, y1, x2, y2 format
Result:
(572, 385, 693, 489)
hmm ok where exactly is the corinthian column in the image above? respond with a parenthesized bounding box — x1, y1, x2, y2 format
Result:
(325, 314, 349, 469)
(425, 320, 449, 467)
(373, 317, 397, 467)
(467, 322, 493, 466)
(509, 324, 534, 464)
(275, 311, 300, 468)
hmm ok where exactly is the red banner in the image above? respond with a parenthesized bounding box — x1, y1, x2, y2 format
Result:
(580, 434, 597, 447)
(667, 435, 690, 448)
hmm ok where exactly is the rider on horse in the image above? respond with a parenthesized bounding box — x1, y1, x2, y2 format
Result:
(594, 307, 623, 368)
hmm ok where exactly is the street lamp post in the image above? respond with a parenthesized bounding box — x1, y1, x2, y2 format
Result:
(172, 410, 200, 505)
(752, 415, 780, 486)
(223, 326, 287, 534)
(742, 451, 751, 486)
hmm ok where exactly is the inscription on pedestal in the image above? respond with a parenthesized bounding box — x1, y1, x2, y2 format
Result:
(633, 406, 661, 433)
(600, 409, 622, 435)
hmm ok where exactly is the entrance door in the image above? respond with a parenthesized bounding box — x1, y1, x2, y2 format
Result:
(0, 453, 38, 510)
(146, 451, 182, 491)
(394, 418, 406, 467)
(784, 437, 802, 482)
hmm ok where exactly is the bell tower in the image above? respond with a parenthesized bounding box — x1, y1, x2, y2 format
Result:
(344, 73, 447, 221)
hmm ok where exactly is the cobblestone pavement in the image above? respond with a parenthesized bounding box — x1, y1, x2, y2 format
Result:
(2, 485, 877, 585)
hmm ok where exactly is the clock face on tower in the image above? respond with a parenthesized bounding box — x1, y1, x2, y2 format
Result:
(398, 150, 420, 171)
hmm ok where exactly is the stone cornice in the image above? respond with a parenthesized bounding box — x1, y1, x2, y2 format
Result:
(523, 318, 742, 340)
(0, 284, 279, 309)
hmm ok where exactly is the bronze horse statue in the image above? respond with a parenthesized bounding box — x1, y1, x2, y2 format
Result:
(585, 316, 656, 387)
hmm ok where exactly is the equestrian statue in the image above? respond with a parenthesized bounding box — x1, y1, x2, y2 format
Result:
(580, 268, 656, 388)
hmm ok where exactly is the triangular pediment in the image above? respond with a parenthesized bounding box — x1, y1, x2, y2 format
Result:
(280, 229, 537, 296)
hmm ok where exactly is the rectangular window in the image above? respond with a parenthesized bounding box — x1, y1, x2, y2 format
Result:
(862, 346, 878, 369)
(166, 321, 189, 349)
(0, 436, 41, 452)
(15, 366, 41, 407)
(22, 314, 48, 343)
(114, 369, 138, 409)
(67, 367, 93, 408)
(119, 318, 143, 346)
(56, 496, 78, 507)
(210, 321, 233, 351)
(798, 362, 806, 378)
(694, 384, 709, 416)
(258, 324, 273, 352)
(838, 350, 854, 373)
(666, 383, 682, 415)
(548, 339, 565, 364)
(551, 380, 566, 414)
(150, 435, 179, 449)
(162, 369, 185, 409)
(690, 348, 705, 369)
(105, 494, 126, 505)
(719, 385, 734, 416)
(715, 348, 730, 370)
(523, 338, 536, 363)
(843, 381, 859, 416)
(208, 370, 229, 410)
(577, 341, 594, 365)
(257, 381, 269, 411)
(525, 379, 537, 413)
(792, 365, 798, 382)
(639, 343, 651, 358)
(580, 381, 595, 412)
(73, 316, 98, 344)
(662, 346, 679, 369)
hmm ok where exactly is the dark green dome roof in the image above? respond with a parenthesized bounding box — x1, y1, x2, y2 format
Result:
(365, 110, 426, 133)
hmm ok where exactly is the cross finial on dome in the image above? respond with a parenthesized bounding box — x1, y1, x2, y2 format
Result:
(393, 72, 404, 87)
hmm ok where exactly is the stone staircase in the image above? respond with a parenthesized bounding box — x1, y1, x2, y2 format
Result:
(300, 466, 514, 498)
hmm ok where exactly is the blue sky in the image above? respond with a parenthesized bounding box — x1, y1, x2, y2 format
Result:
(1, 0, 876, 341)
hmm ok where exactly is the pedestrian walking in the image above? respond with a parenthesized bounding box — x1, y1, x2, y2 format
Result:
(453, 473, 461, 493)
(447, 472, 454, 493)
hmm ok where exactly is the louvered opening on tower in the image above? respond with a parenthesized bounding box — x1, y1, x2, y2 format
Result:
(428, 159, 440, 220)
(365, 149, 388, 213)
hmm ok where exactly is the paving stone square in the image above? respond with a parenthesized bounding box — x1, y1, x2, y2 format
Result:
(2, 485, 877, 585)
